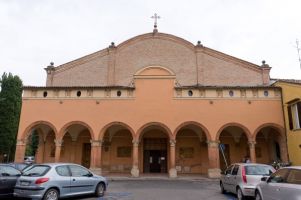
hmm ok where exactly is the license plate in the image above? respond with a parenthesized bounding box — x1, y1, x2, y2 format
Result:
(20, 181, 30, 186)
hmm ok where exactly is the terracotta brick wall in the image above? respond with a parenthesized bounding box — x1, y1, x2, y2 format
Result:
(48, 33, 267, 87)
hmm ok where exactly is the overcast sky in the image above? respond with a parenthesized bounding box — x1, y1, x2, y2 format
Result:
(1, 0, 301, 86)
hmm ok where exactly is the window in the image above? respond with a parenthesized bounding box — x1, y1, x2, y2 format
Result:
(229, 90, 234, 97)
(43, 91, 48, 97)
(287, 169, 301, 185)
(231, 165, 239, 175)
(245, 165, 274, 176)
(188, 90, 193, 96)
(23, 165, 50, 177)
(269, 168, 289, 183)
(264, 90, 269, 97)
(225, 165, 233, 175)
(288, 101, 301, 130)
(117, 147, 131, 157)
(179, 147, 194, 158)
(56, 166, 70, 177)
(77, 91, 81, 97)
(1, 166, 21, 176)
(69, 165, 90, 177)
(117, 90, 122, 97)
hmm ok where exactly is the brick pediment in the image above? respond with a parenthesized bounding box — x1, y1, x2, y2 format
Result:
(47, 32, 270, 87)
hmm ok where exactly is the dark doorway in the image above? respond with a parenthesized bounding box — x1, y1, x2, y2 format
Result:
(82, 143, 91, 168)
(143, 138, 167, 173)
(275, 142, 281, 160)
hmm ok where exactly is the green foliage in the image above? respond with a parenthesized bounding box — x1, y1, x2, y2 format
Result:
(25, 130, 39, 156)
(0, 72, 22, 162)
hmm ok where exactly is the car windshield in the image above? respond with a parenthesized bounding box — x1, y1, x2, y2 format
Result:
(245, 165, 274, 176)
(22, 165, 50, 177)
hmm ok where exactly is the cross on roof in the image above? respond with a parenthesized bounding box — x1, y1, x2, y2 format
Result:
(151, 13, 160, 29)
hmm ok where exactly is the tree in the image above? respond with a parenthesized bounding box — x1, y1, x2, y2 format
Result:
(0, 72, 22, 162)
(25, 130, 39, 156)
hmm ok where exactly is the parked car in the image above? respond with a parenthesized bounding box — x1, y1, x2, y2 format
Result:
(255, 166, 301, 200)
(24, 156, 35, 164)
(0, 164, 22, 198)
(220, 163, 275, 200)
(14, 163, 108, 200)
(9, 162, 31, 171)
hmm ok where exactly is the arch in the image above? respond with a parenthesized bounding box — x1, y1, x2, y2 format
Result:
(215, 122, 252, 142)
(174, 121, 211, 141)
(21, 121, 58, 140)
(99, 121, 135, 141)
(58, 121, 95, 140)
(117, 32, 196, 51)
(136, 122, 173, 141)
(253, 123, 285, 141)
(134, 66, 176, 76)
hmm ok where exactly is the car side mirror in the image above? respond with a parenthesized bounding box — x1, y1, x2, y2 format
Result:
(261, 177, 268, 182)
(88, 173, 93, 177)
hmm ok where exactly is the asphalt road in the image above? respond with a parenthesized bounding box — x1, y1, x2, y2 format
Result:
(74, 180, 238, 200)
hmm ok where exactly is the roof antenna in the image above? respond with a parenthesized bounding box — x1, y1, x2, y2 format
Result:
(296, 39, 301, 69)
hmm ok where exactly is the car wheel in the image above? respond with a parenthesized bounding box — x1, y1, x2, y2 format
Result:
(236, 188, 245, 200)
(255, 191, 262, 200)
(43, 188, 59, 200)
(95, 182, 105, 197)
(220, 182, 226, 194)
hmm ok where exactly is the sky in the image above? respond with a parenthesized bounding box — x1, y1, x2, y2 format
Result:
(1, 0, 301, 86)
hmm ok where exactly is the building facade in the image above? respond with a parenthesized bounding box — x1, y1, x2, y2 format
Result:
(274, 80, 301, 165)
(15, 31, 288, 178)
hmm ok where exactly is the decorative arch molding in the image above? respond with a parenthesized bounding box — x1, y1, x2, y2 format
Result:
(252, 123, 285, 141)
(215, 122, 252, 142)
(173, 121, 212, 141)
(136, 122, 173, 141)
(21, 121, 58, 140)
(134, 65, 176, 76)
(98, 121, 135, 141)
(58, 121, 95, 140)
(117, 32, 196, 52)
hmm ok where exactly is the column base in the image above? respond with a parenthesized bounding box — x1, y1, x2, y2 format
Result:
(90, 168, 102, 175)
(208, 168, 221, 178)
(169, 168, 177, 178)
(131, 166, 139, 177)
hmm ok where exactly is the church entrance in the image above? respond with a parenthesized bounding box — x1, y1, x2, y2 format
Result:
(143, 138, 167, 173)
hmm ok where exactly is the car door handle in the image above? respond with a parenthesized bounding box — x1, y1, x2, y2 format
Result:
(72, 179, 76, 181)
(276, 188, 280, 192)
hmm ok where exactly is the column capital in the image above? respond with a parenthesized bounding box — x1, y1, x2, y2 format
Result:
(54, 139, 63, 147)
(169, 139, 176, 147)
(132, 139, 139, 147)
(16, 139, 26, 146)
(90, 140, 103, 147)
(248, 141, 256, 148)
(207, 140, 220, 148)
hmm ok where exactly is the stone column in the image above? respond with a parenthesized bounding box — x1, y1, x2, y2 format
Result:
(249, 141, 256, 163)
(70, 140, 77, 163)
(207, 140, 221, 178)
(131, 139, 139, 177)
(54, 139, 63, 163)
(35, 138, 45, 163)
(89, 140, 102, 175)
(14, 139, 26, 162)
(169, 139, 177, 178)
(280, 141, 289, 163)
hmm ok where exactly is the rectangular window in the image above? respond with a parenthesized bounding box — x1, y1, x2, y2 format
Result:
(117, 147, 132, 157)
(288, 102, 301, 130)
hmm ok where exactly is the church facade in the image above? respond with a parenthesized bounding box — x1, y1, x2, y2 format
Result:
(15, 30, 288, 178)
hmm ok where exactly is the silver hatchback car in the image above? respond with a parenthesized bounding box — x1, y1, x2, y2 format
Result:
(220, 163, 275, 200)
(255, 166, 301, 200)
(14, 163, 108, 200)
